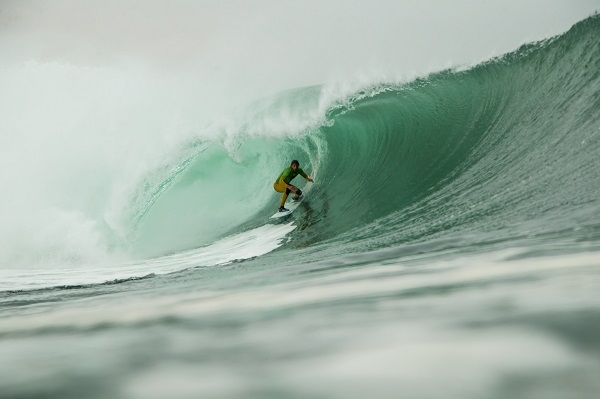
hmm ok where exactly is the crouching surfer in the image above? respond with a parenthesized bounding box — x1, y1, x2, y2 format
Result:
(273, 160, 313, 212)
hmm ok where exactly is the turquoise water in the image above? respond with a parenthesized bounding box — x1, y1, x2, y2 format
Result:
(1, 14, 600, 399)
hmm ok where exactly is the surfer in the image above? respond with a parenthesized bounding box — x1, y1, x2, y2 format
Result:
(273, 160, 314, 212)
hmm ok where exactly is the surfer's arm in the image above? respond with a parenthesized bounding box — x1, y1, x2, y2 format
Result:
(301, 172, 314, 183)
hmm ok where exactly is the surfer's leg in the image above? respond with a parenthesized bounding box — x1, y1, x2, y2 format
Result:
(274, 182, 291, 208)
(280, 192, 289, 208)
(274, 182, 300, 209)
(292, 188, 303, 201)
(280, 186, 293, 207)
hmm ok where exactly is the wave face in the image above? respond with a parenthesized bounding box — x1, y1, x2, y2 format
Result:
(126, 15, 600, 260)
(306, 14, 600, 251)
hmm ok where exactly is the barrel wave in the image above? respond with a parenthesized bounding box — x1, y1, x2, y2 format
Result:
(131, 14, 600, 261)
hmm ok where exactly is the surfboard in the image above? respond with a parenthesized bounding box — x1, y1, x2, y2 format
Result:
(270, 195, 305, 219)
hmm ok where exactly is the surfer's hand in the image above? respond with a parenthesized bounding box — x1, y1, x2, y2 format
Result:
(308, 178, 314, 182)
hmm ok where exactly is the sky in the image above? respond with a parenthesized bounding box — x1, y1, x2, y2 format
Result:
(1, 0, 599, 97)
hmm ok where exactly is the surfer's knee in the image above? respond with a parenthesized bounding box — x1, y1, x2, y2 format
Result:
(285, 188, 291, 195)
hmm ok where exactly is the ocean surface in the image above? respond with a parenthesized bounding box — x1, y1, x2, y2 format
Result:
(2, 12, 600, 399)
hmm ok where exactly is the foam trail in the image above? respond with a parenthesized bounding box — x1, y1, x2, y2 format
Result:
(0, 223, 296, 291)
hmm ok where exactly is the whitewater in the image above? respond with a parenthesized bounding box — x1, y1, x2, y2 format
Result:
(1, 2, 600, 398)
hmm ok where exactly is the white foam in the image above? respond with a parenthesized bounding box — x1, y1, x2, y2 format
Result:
(0, 222, 296, 292)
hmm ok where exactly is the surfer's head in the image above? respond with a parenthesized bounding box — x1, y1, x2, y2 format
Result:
(291, 160, 299, 170)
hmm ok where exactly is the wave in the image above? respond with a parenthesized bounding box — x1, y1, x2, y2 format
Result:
(2, 15, 599, 275)
(126, 14, 600, 258)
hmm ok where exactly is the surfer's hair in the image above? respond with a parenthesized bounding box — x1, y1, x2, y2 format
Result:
(291, 160, 299, 167)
